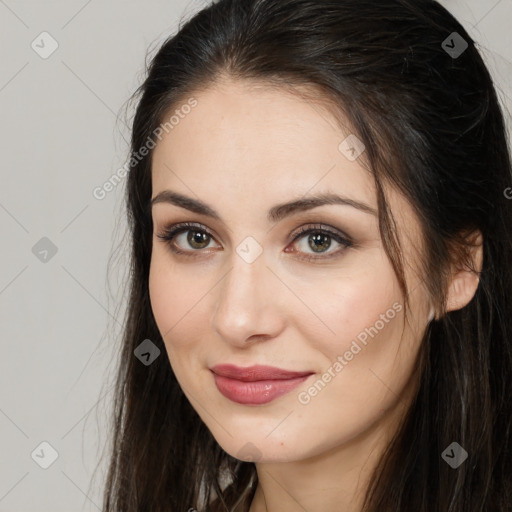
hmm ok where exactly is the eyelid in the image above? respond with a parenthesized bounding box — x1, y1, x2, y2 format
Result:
(158, 221, 218, 241)
(289, 222, 352, 244)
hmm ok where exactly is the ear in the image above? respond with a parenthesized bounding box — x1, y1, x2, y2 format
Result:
(445, 230, 483, 313)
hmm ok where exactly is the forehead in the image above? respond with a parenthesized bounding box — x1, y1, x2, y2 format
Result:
(151, 78, 376, 206)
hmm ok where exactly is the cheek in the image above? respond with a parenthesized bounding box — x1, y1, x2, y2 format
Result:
(148, 255, 177, 338)
(303, 274, 420, 421)
(148, 252, 200, 352)
(336, 281, 402, 360)
(291, 254, 402, 360)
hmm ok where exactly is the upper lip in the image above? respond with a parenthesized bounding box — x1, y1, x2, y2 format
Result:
(210, 364, 314, 381)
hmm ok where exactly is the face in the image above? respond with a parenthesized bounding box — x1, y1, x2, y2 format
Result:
(148, 78, 432, 463)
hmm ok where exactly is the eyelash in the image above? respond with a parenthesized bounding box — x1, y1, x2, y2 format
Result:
(155, 221, 353, 262)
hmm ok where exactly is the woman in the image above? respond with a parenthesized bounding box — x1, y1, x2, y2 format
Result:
(100, 0, 512, 510)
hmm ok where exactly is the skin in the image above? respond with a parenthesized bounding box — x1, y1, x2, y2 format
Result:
(148, 78, 482, 512)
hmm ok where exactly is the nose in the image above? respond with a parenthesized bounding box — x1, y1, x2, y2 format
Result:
(211, 249, 286, 348)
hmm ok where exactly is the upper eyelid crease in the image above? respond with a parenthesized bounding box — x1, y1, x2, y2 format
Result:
(150, 189, 378, 223)
(159, 221, 349, 238)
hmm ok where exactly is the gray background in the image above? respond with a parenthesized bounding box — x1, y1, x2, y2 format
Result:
(0, 0, 510, 510)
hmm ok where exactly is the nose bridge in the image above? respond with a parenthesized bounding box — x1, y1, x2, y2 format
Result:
(217, 248, 265, 322)
(212, 243, 281, 343)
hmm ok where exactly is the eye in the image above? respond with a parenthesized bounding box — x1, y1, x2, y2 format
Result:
(286, 223, 352, 262)
(156, 222, 218, 257)
(155, 221, 353, 261)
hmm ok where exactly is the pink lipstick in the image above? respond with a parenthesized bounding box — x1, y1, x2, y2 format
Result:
(210, 364, 314, 405)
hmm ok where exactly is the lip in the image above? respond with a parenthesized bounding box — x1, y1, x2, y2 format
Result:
(210, 364, 314, 405)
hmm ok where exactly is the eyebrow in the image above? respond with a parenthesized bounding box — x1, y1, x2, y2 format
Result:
(150, 190, 378, 223)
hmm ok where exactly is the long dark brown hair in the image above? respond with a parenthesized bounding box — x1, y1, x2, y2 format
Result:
(97, 0, 512, 510)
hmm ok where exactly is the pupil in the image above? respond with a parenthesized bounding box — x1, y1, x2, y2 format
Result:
(309, 233, 331, 253)
(188, 230, 209, 248)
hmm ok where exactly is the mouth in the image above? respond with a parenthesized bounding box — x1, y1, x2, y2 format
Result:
(210, 364, 315, 405)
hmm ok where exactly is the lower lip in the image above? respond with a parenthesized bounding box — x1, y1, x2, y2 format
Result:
(212, 372, 312, 405)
